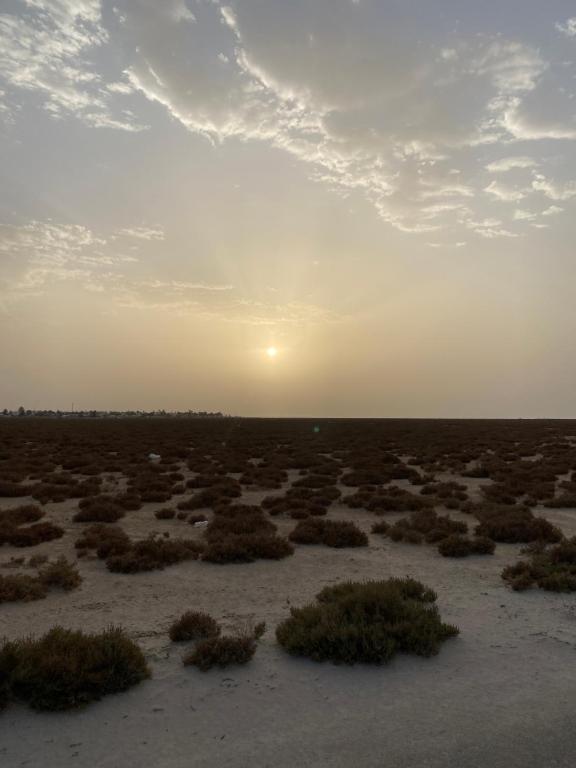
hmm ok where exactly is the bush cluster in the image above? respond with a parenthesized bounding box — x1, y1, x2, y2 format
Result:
(0, 626, 149, 711)
(276, 578, 458, 664)
(437, 534, 495, 558)
(201, 504, 293, 563)
(473, 504, 561, 544)
(380, 510, 467, 546)
(0, 557, 81, 604)
(502, 537, 576, 591)
(169, 611, 221, 642)
(289, 518, 368, 548)
(183, 622, 266, 671)
(106, 536, 204, 573)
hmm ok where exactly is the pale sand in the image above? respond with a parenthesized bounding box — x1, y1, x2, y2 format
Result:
(1, 473, 576, 768)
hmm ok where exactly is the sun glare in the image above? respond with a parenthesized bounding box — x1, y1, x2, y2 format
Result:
(266, 346, 278, 358)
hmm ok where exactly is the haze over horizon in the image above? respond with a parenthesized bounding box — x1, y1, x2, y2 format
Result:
(1, 1, 576, 418)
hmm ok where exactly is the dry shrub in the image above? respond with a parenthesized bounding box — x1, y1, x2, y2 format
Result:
(188, 514, 207, 524)
(154, 508, 175, 520)
(345, 486, 435, 514)
(502, 537, 576, 592)
(182, 620, 265, 671)
(474, 505, 561, 544)
(73, 496, 125, 523)
(371, 521, 390, 535)
(28, 554, 48, 568)
(75, 524, 131, 558)
(379, 510, 467, 546)
(0, 573, 47, 603)
(437, 535, 495, 558)
(0, 505, 44, 527)
(38, 557, 82, 591)
(106, 536, 203, 573)
(289, 519, 368, 548)
(7, 522, 64, 548)
(276, 578, 458, 664)
(184, 636, 257, 671)
(0, 482, 29, 498)
(202, 534, 293, 564)
(0, 626, 149, 711)
(169, 611, 220, 642)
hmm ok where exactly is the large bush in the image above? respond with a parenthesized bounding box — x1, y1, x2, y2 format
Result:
(0, 626, 149, 711)
(276, 578, 458, 664)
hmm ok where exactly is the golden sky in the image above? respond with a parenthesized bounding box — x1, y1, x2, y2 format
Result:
(1, 1, 576, 416)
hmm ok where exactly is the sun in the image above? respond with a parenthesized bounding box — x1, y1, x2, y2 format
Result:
(266, 346, 278, 358)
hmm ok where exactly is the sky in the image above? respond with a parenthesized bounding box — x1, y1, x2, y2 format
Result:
(1, 0, 576, 417)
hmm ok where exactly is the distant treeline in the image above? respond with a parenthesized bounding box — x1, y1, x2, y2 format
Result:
(1, 408, 227, 419)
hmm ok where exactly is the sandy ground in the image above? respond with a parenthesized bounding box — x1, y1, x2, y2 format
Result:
(1, 472, 576, 768)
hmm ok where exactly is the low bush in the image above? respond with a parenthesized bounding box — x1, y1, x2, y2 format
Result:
(474, 505, 561, 544)
(383, 510, 467, 546)
(0, 505, 44, 527)
(184, 636, 256, 670)
(73, 496, 125, 523)
(7, 522, 64, 548)
(437, 535, 495, 558)
(106, 536, 204, 573)
(0, 573, 47, 603)
(202, 534, 293, 563)
(75, 524, 131, 558)
(289, 518, 368, 548)
(38, 557, 82, 591)
(502, 537, 576, 592)
(169, 611, 220, 642)
(371, 521, 390, 535)
(276, 578, 458, 664)
(154, 508, 175, 520)
(0, 626, 149, 711)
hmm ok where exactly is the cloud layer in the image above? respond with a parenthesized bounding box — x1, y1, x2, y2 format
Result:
(1, 1, 575, 242)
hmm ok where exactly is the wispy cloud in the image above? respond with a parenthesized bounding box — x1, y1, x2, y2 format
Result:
(0, 0, 145, 130)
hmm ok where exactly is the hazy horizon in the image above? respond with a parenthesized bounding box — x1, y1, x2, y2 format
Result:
(2, 1, 576, 418)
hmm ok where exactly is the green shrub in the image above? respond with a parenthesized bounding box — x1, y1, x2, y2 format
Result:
(202, 534, 293, 563)
(502, 536, 576, 592)
(437, 535, 495, 558)
(38, 557, 82, 591)
(0, 505, 44, 527)
(289, 519, 368, 548)
(169, 611, 220, 642)
(474, 505, 561, 544)
(276, 578, 458, 665)
(73, 496, 125, 523)
(7, 522, 64, 548)
(0, 574, 47, 603)
(0, 626, 149, 711)
(75, 524, 131, 558)
(106, 536, 203, 573)
(383, 510, 467, 547)
(183, 635, 256, 671)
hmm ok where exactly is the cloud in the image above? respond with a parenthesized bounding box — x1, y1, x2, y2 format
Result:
(532, 176, 576, 201)
(0, 0, 145, 130)
(485, 157, 537, 173)
(3, 1, 576, 241)
(0, 217, 338, 327)
(485, 180, 526, 202)
(556, 18, 576, 37)
(110, 0, 576, 239)
(117, 226, 165, 241)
